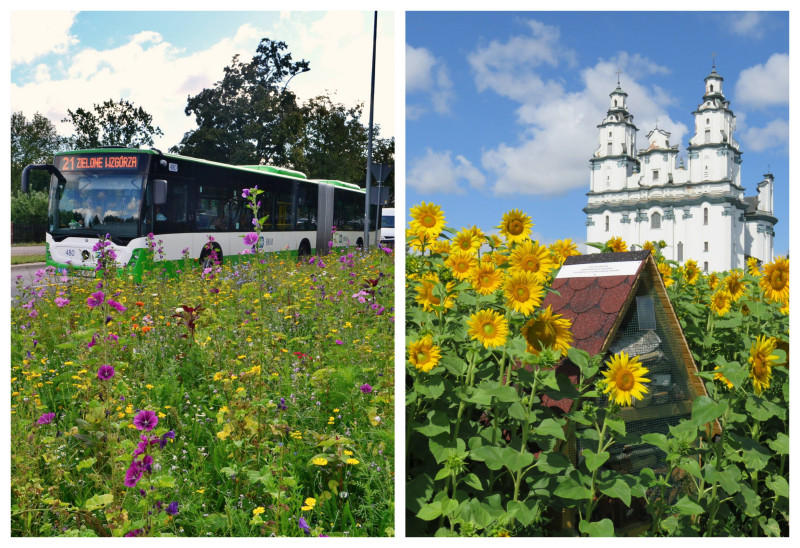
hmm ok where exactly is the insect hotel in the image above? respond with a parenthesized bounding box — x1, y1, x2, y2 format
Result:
(540, 250, 720, 530)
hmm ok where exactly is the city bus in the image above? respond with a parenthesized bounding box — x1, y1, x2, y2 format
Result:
(21, 147, 379, 277)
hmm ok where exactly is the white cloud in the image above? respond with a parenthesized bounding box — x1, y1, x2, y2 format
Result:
(475, 42, 685, 196)
(734, 53, 789, 108)
(10, 12, 395, 151)
(406, 44, 454, 119)
(10, 12, 78, 66)
(407, 148, 486, 195)
(740, 119, 789, 153)
(727, 12, 766, 39)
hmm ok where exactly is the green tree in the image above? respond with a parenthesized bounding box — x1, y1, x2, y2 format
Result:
(171, 38, 310, 166)
(62, 98, 163, 150)
(10, 111, 64, 194)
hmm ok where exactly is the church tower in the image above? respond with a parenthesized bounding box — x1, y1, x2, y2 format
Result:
(686, 67, 742, 186)
(589, 82, 639, 193)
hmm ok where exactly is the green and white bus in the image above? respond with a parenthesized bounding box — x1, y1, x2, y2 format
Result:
(21, 147, 378, 277)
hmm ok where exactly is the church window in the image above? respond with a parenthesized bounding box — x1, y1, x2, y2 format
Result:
(678, 242, 684, 262)
(651, 212, 661, 229)
(607, 142, 613, 155)
(609, 131, 613, 138)
(704, 261, 709, 272)
(704, 241, 709, 252)
(704, 129, 711, 143)
(704, 208, 709, 225)
(706, 118, 710, 125)
(652, 170, 659, 181)
(605, 215, 610, 232)
(710, 84, 714, 92)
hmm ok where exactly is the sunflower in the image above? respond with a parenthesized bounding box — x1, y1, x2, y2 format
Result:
(601, 352, 651, 407)
(488, 234, 505, 249)
(749, 335, 779, 395)
(747, 257, 761, 276)
(469, 263, 504, 295)
(549, 238, 580, 265)
(497, 209, 533, 244)
(521, 305, 573, 355)
(467, 309, 509, 348)
(408, 335, 442, 373)
(606, 236, 628, 253)
(415, 275, 456, 313)
(503, 271, 545, 315)
(683, 259, 700, 285)
(760, 256, 789, 303)
(709, 289, 732, 317)
(409, 202, 446, 240)
(452, 226, 484, 254)
(509, 240, 555, 282)
(407, 229, 431, 253)
(428, 239, 452, 255)
(708, 272, 719, 290)
(445, 250, 478, 280)
(657, 261, 674, 288)
(642, 240, 656, 253)
(723, 270, 747, 301)
(713, 366, 734, 390)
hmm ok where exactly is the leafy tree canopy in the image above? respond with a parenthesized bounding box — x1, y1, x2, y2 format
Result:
(62, 98, 163, 150)
(11, 111, 64, 194)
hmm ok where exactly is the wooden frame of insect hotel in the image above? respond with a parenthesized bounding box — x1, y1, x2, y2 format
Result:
(540, 250, 721, 532)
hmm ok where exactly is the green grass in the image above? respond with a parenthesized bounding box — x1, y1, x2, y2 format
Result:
(11, 254, 46, 265)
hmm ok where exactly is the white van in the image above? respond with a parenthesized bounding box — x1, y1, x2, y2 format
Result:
(379, 207, 395, 248)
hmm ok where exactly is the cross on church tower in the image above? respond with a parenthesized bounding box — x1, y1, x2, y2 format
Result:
(616, 67, 623, 85)
(711, 52, 717, 70)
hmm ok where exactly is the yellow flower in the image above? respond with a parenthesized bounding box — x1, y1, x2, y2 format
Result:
(521, 305, 573, 356)
(657, 261, 674, 288)
(469, 262, 504, 295)
(408, 335, 442, 373)
(414, 275, 455, 313)
(549, 238, 580, 264)
(607, 236, 628, 253)
(601, 352, 651, 407)
(429, 239, 452, 255)
(747, 257, 761, 276)
(723, 270, 747, 301)
(301, 497, 316, 511)
(343, 450, 354, 456)
(503, 271, 545, 315)
(760, 256, 789, 303)
(713, 366, 734, 390)
(466, 309, 509, 349)
(451, 225, 484, 254)
(446, 250, 479, 280)
(311, 457, 328, 466)
(509, 240, 555, 282)
(708, 272, 719, 290)
(253, 507, 265, 516)
(409, 202, 446, 239)
(497, 209, 533, 244)
(709, 290, 732, 316)
(683, 259, 700, 285)
(749, 335, 779, 395)
(346, 458, 360, 465)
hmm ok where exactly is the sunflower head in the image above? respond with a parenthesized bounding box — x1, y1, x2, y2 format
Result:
(509, 240, 555, 282)
(749, 335, 779, 395)
(601, 352, 651, 407)
(521, 305, 573, 356)
(503, 271, 545, 315)
(409, 202, 446, 239)
(445, 250, 478, 280)
(497, 209, 533, 244)
(452, 225, 484, 254)
(408, 335, 442, 373)
(606, 236, 628, 253)
(549, 239, 580, 265)
(713, 366, 734, 390)
(709, 290, 732, 317)
(723, 270, 747, 301)
(683, 259, 700, 285)
(469, 263, 504, 296)
(467, 309, 509, 349)
(747, 257, 761, 277)
(760, 256, 789, 303)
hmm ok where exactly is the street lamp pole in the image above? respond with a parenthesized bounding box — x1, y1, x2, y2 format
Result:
(363, 11, 378, 252)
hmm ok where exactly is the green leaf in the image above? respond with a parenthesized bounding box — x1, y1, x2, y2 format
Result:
(417, 501, 442, 521)
(759, 517, 782, 537)
(76, 457, 96, 471)
(469, 446, 505, 471)
(414, 409, 450, 437)
(736, 483, 761, 517)
(428, 435, 465, 464)
(461, 473, 484, 492)
(416, 376, 445, 400)
(690, 395, 727, 427)
(84, 493, 113, 511)
(537, 451, 571, 474)
(673, 496, 704, 516)
(535, 418, 566, 441)
(598, 477, 632, 507)
(583, 449, 610, 472)
(641, 432, 669, 453)
(765, 475, 789, 499)
(768, 432, 789, 455)
(604, 416, 626, 437)
(406, 473, 434, 513)
(554, 473, 592, 500)
(702, 464, 741, 495)
(578, 518, 614, 537)
(502, 447, 534, 473)
(678, 457, 702, 479)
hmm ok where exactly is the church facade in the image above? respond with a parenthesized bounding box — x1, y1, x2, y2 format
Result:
(584, 68, 777, 273)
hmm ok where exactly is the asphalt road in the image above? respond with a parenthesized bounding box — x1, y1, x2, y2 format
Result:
(10, 262, 52, 300)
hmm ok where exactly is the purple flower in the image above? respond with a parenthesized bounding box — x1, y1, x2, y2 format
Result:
(87, 291, 105, 308)
(36, 412, 55, 425)
(298, 516, 310, 534)
(156, 430, 175, 449)
(97, 365, 115, 381)
(54, 297, 70, 308)
(359, 383, 373, 394)
(87, 333, 97, 349)
(124, 465, 143, 488)
(133, 410, 158, 432)
(124, 529, 142, 537)
(308, 256, 316, 265)
(107, 299, 127, 313)
(243, 232, 258, 247)
(278, 397, 287, 411)
(166, 501, 179, 516)
(335, 339, 343, 345)
(381, 246, 393, 254)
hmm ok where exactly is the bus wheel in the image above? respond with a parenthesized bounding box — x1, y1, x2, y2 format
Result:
(356, 237, 364, 249)
(298, 239, 311, 257)
(200, 244, 222, 269)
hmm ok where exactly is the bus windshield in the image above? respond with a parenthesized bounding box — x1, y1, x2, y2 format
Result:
(380, 214, 395, 228)
(49, 171, 145, 242)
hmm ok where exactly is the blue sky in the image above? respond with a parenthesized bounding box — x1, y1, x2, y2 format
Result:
(10, 10, 395, 154)
(406, 11, 790, 257)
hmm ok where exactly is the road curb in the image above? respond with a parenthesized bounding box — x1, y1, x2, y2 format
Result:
(11, 262, 47, 269)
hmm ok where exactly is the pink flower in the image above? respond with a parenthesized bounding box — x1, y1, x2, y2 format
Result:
(133, 410, 158, 431)
(87, 291, 105, 308)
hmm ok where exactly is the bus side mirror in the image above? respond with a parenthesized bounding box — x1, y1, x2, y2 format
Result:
(153, 179, 168, 205)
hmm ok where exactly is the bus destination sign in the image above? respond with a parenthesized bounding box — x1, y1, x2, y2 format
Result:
(59, 154, 140, 172)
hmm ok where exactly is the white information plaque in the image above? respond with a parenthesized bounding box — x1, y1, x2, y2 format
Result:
(557, 260, 643, 279)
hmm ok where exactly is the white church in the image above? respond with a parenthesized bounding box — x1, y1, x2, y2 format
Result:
(584, 67, 777, 273)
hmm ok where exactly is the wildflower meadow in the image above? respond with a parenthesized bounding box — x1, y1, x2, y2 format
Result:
(10, 190, 395, 537)
(406, 202, 788, 537)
